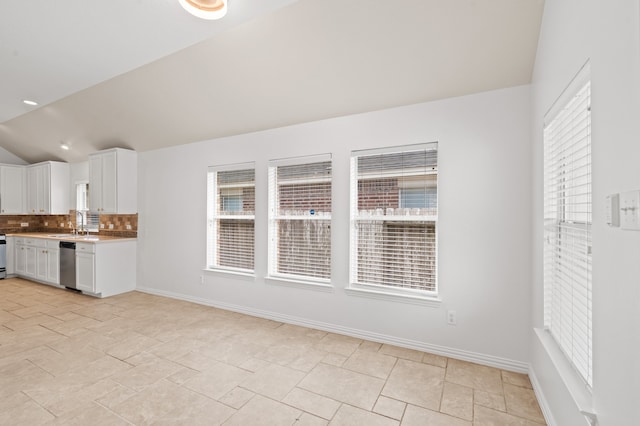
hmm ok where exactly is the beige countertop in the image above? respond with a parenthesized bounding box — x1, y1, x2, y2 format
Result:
(7, 232, 137, 244)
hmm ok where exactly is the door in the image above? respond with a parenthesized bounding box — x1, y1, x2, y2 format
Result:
(47, 248, 60, 284)
(101, 151, 117, 213)
(24, 246, 36, 277)
(26, 167, 38, 214)
(0, 166, 24, 214)
(76, 252, 95, 293)
(36, 248, 48, 281)
(15, 244, 26, 275)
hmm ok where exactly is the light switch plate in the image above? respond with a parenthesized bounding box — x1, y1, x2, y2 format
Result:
(620, 190, 640, 230)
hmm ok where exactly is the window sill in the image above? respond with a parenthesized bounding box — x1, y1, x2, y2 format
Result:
(265, 276, 334, 293)
(534, 328, 596, 425)
(202, 268, 255, 282)
(345, 286, 441, 307)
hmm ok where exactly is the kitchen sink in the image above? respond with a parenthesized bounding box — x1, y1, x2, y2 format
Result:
(47, 234, 99, 241)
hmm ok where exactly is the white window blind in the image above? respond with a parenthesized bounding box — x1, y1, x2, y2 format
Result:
(543, 68, 592, 387)
(350, 143, 438, 294)
(207, 164, 255, 273)
(76, 182, 99, 232)
(268, 155, 332, 282)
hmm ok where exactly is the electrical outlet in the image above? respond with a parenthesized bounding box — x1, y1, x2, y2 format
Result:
(126, 224, 132, 230)
(20, 222, 28, 227)
(447, 310, 457, 326)
(200, 276, 205, 285)
(108, 224, 114, 229)
(60, 223, 65, 227)
(44, 221, 48, 227)
(100, 224, 105, 229)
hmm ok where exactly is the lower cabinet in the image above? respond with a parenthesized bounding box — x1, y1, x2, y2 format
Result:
(81, 241, 136, 297)
(11, 237, 136, 297)
(15, 242, 27, 276)
(76, 250, 95, 293)
(15, 239, 37, 279)
(15, 238, 59, 285)
(35, 241, 59, 284)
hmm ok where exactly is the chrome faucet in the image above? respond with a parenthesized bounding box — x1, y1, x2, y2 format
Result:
(77, 211, 86, 235)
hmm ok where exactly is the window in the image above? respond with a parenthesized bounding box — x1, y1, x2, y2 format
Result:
(350, 143, 438, 295)
(75, 182, 99, 232)
(268, 155, 332, 283)
(543, 65, 592, 386)
(207, 164, 255, 273)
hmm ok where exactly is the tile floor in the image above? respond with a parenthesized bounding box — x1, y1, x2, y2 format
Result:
(0, 278, 546, 425)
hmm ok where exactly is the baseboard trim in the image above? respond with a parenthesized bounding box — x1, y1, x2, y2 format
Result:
(136, 286, 529, 373)
(529, 364, 557, 426)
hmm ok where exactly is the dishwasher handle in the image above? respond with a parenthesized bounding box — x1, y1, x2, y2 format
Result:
(60, 241, 76, 249)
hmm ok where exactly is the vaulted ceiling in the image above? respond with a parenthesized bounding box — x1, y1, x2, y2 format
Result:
(0, 0, 545, 164)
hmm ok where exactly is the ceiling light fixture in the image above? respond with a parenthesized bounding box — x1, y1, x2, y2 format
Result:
(23, 99, 38, 106)
(178, 0, 228, 20)
(60, 142, 70, 151)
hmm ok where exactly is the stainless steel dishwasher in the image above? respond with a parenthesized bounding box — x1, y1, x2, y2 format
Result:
(59, 241, 77, 289)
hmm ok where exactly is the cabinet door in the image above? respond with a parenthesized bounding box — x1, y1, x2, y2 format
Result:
(101, 151, 117, 213)
(0, 166, 24, 214)
(47, 249, 60, 284)
(6, 237, 15, 275)
(39, 164, 51, 214)
(24, 246, 36, 277)
(26, 167, 38, 214)
(26, 164, 50, 214)
(15, 244, 26, 275)
(36, 248, 48, 281)
(89, 155, 103, 212)
(76, 252, 95, 293)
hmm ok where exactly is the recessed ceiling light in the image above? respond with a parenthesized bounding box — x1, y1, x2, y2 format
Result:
(179, 0, 228, 20)
(23, 99, 38, 106)
(60, 143, 70, 151)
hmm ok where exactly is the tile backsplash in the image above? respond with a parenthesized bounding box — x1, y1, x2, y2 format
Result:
(0, 213, 138, 237)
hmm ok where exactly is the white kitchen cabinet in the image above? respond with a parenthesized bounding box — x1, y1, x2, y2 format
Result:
(6, 237, 15, 276)
(15, 240, 26, 276)
(11, 235, 136, 297)
(24, 245, 36, 278)
(76, 250, 95, 293)
(0, 165, 25, 214)
(89, 148, 137, 214)
(36, 240, 60, 284)
(26, 162, 70, 214)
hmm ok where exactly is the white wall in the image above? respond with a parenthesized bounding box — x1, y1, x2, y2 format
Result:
(137, 85, 533, 368)
(531, 1, 640, 425)
(0, 146, 26, 165)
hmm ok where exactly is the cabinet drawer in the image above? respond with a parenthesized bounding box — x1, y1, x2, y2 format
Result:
(76, 243, 96, 254)
(24, 238, 45, 247)
(46, 240, 60, 249)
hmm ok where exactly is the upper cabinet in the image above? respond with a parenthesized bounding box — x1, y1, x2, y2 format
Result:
(89, 148, 137, 214)
(26, 162, 70, 214)
(0, 164, 25, 214)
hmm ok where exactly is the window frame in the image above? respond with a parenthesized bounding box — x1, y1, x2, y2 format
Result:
(543, 63, 592, 388)
(267, 154, 333, 286)
(206, 162, 256, 275)
(349, 143, 439, 301)
(75, 181, 99, 232)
